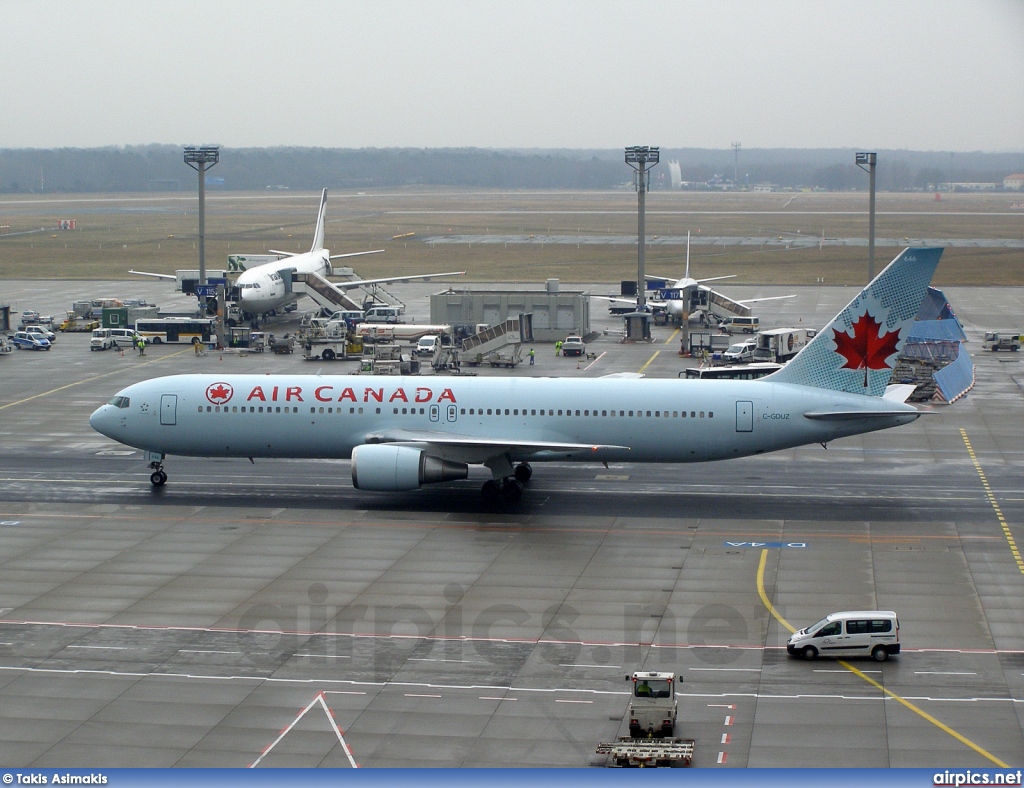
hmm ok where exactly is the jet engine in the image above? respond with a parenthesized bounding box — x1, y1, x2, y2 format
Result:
(351, 444, 468, 491)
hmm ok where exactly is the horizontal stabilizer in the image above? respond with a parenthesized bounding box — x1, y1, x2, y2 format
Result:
(803, 410, 923, 421)
(128, 269, 176, 280)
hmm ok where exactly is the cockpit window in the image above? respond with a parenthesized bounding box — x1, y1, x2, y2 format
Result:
(107, 396, 130, 409)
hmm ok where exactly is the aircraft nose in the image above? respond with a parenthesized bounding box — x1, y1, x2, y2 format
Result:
(89, 403, 116, 438)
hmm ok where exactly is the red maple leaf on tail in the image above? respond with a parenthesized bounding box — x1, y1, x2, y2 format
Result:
(832, 313, 901, 371)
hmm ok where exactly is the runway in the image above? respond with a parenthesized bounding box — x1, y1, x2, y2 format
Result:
(0, 280, 1021, 768)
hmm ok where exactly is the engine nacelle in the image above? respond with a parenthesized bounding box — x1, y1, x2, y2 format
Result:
(351, 444, 468, 491)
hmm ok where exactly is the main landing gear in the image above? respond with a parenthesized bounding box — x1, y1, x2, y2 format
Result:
(149, 460, 167, 487)
(481, 463, 532, 503)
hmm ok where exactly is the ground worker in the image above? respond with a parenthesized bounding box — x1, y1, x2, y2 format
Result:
(136, 336, 146, 356)
(555, 339, 562, 356)
(529, 348, 535, 365)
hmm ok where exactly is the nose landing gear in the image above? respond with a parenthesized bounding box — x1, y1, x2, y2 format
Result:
(148, 460, 167, 487)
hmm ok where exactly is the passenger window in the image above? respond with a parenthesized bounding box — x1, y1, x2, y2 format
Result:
(869, 619, 892, 633)
(846, 620, 868, 635)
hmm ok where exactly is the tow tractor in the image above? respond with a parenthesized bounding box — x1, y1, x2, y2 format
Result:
(596, 672, 694, 767)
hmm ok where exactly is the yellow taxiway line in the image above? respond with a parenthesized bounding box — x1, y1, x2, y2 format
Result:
(756, 548, 1009, 768)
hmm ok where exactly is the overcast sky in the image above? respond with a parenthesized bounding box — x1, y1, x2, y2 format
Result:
(4, 0, 1022, 152)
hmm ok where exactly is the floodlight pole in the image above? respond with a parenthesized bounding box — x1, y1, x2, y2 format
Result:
(625, 146, 660, 313)
(184, 146, 220, 286)
(856, 152, 877, 282)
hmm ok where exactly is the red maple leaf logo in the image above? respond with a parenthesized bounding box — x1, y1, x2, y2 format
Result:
(205, 382, 234, 404)
(833, 313, 901, 371)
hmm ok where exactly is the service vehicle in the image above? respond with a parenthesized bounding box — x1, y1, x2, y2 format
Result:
(90, 328, 115, 351)
(23, 324, 56, 343)
(681, 361, 782, 380)
(58, 314, 100, 332)
(355, 323, 451, 344)
(752, 327, 814, 362)
(326, 309, 365, 328)
(19, 310, 54, 327)
(626, 671, 679, 737)
(415, 335, 440, 357)
(787, 610, 900, 662)
(982, 331, 1021, 352)
(363, 305, 402, 324)
(719, 315, 760, 334)
(722, 338, 756, 363)
(109, 328, 139, 348)
(561, 336, 586, 356)
(11, 331, 52, 350)
(596, 672, 694, 767)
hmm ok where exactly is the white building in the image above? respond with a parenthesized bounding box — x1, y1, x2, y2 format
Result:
(1003, 174, 1024, 191)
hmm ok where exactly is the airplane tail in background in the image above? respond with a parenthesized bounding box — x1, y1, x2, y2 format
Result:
(310, 188, 328, 252)
(767, 247, 943, 397)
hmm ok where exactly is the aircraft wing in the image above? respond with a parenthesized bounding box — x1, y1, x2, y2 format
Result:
(361, 428, 629, 464)
(329, 270, 466, 290)
(592, 295, 668, 309)
(128, 269, 176, 281)
(735, 294, 797, 305)
(329, 249, 386, 260)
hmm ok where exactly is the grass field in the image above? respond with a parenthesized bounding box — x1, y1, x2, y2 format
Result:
(1, 189, 1021, 285)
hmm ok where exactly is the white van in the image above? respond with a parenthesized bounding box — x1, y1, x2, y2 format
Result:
(787, 610, 900, 662)
(723, 339, 757, 363)
(109, 328, 138, 348)
(415, 335, 440, 357)
(364, 306, 402, 324)
(721, 316, 760, 334)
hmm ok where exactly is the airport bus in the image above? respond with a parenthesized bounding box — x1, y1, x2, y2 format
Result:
(681, 362, 782, 380)
(134, 317, 216, 344)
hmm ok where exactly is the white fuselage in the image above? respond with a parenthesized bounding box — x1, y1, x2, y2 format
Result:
(89, 373, 918, 465)
(235, 250, 330, 314)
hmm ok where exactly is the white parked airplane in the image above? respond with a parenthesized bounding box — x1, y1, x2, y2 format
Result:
(131, 189, 465, 318)
(598, 233, 794, 323)
(92, 247, 944, 502)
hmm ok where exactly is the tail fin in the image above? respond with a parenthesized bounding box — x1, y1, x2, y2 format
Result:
(310, 188, 328, 252)
(768, 247, 943, 396)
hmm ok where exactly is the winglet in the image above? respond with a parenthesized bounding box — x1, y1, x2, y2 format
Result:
(767, 247, 943, 397)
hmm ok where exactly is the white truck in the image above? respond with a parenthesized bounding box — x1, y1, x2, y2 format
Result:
(89, 328, 115, 351)
(355, 323, 452, 345)
(596, 672, 694, 767)
(982, 331, 1020, 352)
(752, 327, 814, 363)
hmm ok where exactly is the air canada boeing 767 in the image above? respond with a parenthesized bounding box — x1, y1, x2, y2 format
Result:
(91, 247, 945, 502)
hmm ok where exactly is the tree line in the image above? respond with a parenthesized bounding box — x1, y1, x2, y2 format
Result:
(0, 145, 1019, 193)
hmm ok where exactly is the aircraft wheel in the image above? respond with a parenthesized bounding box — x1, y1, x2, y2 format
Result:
(481, 479, 501, 502)
(514, 463, 533, 483)
(501, 478, 524, 502)
(150, 470, 167, 487)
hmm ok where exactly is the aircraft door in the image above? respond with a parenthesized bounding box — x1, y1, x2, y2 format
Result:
(160, 394, 178, 426)
(429, 405, 440, 422)
(446, 404, 458, 423)
(735, 400, 753, 432)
